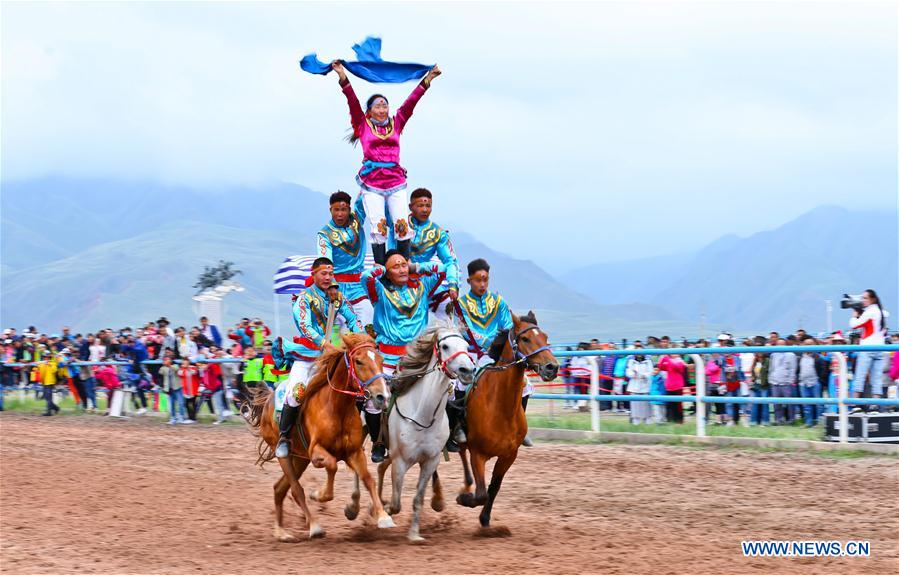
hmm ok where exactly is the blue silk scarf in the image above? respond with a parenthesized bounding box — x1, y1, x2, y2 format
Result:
(300, 37, 432, 83)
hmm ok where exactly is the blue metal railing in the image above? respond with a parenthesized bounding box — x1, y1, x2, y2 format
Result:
(530, 344, 899, 443)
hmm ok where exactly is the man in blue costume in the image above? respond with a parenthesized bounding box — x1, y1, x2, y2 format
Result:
(316, 191, 373, 329)
(404, 188, 460, 319)
(360, 251, 446, 462)
(447, 258, 534, 451)
(273, 257, 364, 459)
(355, 187, 459, 317)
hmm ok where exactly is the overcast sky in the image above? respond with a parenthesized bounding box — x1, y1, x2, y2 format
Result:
(3, 1, 896, 271)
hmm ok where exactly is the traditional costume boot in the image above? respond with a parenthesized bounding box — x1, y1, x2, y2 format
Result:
(445, 402, 462, 452)
(396, 239, 411, 260)
(521, 395, 533, 447)
(365, 411, 388, 463)
(372, 243, 387, 266)
(275, 403, 299, 458)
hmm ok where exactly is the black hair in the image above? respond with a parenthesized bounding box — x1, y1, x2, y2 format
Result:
(384, 249, 406, 264)
(410, 188, 432, 200)
(864, 289, 887, 330)
(366, 93, 388, 110)
(467, 258, 490, 277)
(312, 257, 333, 269)
(330, 191, 352, 205)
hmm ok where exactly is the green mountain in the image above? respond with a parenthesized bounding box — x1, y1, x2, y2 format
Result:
(1, 218, 693, 339)
(564, 206, 898, 333)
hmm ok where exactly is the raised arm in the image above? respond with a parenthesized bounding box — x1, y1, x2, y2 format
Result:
(362, 265, 386, 303)
(435, 230, 459, 290)
(395, 65, 441, 133)
(316, 231, 333, 260)
(334, 61, 365, 129)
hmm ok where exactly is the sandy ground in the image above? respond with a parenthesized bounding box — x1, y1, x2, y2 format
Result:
(1, 413, 897, 575)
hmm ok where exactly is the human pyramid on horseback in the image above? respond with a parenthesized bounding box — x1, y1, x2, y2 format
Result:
(245, 38, 560, 542)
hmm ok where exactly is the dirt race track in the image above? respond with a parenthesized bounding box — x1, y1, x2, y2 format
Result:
(2, 414, 897, 575)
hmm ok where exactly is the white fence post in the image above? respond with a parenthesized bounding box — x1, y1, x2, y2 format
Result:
(690, 354, 706, 437)
(836, 352, 848, 444)
(589, 357, 600, 433)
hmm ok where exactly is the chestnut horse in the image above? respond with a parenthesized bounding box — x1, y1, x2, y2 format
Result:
(456, 312, 559, 527)
(245, 332, 395, 540)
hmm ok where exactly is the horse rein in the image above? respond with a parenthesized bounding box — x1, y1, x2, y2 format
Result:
(390, 333, 472, 382)
(392, 333, 469, 429)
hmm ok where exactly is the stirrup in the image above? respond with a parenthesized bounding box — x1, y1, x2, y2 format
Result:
(445, 437, 461, 453)
(371, 443, 387, 463)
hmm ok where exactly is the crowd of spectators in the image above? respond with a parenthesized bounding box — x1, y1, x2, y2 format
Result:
(3, 290, 897, 431)
(560, 328, 899, 428)
(0, 316, 276, 424)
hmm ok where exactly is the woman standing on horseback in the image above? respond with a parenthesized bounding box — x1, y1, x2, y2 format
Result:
(331, 60, 441, 265)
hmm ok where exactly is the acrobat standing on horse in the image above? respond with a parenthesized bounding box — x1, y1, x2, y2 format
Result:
(273, 256, 364, 458)
(331, 60, 441, 265)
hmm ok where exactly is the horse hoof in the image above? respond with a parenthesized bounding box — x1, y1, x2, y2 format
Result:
(377, 515, 396, 529)
(344, 505, 360, 521)
(310, 490, 332, 503)
(408, 534, 425, 543)
(274, 530, 297, 543)
(309, 525, 325, 539)
(385, 504, 400, 516)
(431, 498, 445, 513)
(456, 493, 476, 508)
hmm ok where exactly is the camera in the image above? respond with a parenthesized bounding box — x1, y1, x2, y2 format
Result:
(840, 293, 865, 312)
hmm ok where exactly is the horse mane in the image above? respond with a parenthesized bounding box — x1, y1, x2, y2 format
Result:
(302, 332, 374, 402)
(392, 324, 441, 396)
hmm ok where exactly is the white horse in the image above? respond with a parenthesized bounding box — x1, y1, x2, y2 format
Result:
(376, 323, 476, 541)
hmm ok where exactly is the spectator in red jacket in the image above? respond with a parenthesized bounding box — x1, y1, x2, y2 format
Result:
(658, 354, 686, 423)
(93, 364, 121, 415)
(198, 360, 227, 425)
(178, 359, 200, 421)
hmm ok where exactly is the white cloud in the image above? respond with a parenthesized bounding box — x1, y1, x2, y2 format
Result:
(1, 1, 895, 267)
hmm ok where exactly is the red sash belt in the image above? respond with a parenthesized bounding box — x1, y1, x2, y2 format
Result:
(378, 343, 407, 356)
(334, 273, 361, 283)
(293, 336, 320, 350)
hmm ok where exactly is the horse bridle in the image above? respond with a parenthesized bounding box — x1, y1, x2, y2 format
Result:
(512, 325, 551, 363)
(327, 342, 387, 399)
(433, 332, 472, 379)
(393, 332, 470, 429)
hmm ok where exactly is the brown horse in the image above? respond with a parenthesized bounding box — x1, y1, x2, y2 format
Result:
(245, 332, 395, 540)
(456, 312, 559, 528)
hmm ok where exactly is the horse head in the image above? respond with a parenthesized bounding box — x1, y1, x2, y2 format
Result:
(510, 311, 559, 382)
(341, 332, 390, 411)
(433, 322, 477, 384)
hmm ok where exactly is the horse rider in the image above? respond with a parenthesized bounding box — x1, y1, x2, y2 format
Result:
(274, 257, 364, 459)
(360, 251, 447, 462)
(316, 191, 373, 329)
(447, 257, 517, 451)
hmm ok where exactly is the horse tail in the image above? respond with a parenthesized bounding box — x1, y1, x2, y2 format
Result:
(242, 384, 276, 466)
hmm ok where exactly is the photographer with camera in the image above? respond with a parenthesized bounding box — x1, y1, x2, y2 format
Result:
(846, 289, 889, 412)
